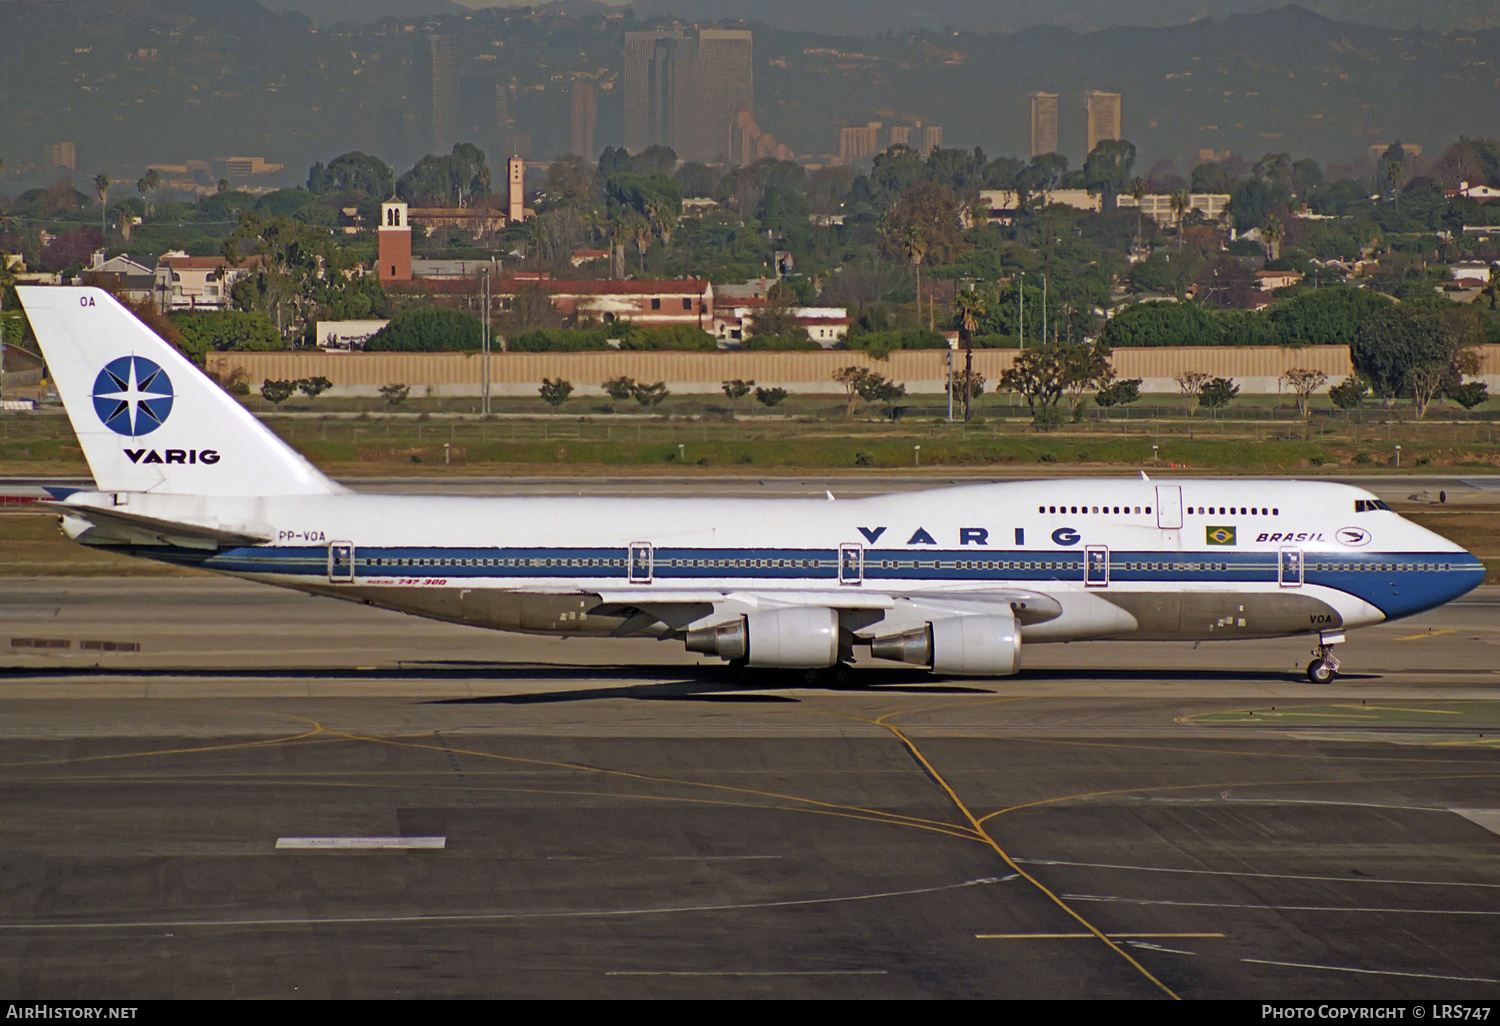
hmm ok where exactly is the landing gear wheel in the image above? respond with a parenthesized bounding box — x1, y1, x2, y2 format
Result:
(830, 663, 856, 689)
(1306, 659, 1336, 684)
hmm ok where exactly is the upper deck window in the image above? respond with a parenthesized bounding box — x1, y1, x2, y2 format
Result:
(1355, 499, 1392, 512)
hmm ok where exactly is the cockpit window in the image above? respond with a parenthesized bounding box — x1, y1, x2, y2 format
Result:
(1355, 499, 1392, 512)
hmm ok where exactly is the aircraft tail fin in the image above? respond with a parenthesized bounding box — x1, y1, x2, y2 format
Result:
(17, 286, 342, 496)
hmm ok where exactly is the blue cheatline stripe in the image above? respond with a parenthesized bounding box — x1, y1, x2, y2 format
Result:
(122, 545, 1484, 622)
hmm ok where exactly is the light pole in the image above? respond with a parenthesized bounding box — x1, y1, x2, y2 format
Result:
(942, 346, 954, 423)
(1017, 271, 1025, 350)
(913, 444, 921, 467)
(481, 266, 491, 416)
(1394, 444, 1401, 468)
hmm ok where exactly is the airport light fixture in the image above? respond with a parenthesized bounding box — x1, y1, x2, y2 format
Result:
(914, 444, 921, 467)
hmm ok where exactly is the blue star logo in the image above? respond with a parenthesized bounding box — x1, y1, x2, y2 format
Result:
(92, 356, 173, 436)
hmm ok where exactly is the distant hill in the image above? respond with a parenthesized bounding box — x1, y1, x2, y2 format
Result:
(258, 0, 466, 26)
(627, 0, 1500, 34)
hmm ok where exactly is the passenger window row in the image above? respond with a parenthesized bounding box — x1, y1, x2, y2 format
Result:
(1038, 505, 1151, 514)
(1187, 506, 1279, 515)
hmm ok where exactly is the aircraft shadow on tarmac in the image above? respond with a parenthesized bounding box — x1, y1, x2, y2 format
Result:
(0, 662, 1367, 705)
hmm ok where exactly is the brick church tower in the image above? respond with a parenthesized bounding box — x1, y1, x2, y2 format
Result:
(378, 199, 411, 282)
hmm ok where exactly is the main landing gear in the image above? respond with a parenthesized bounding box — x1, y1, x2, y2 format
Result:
(1306, 631, 1345, 684)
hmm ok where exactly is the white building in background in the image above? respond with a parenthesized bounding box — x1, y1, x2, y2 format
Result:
(1116, 193, 1231, 225)
(154, 251, 255, 311)
(316, 320, 390, 351)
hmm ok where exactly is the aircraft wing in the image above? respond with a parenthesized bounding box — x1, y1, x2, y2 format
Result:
(39, 501, 274, 551)
(573, 586, 1064, 637)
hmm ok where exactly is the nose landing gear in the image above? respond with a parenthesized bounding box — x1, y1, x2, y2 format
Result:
(1306, 630, 1345, 684)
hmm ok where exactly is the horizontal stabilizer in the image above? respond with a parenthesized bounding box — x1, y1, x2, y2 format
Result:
(40, 501, 273, 550)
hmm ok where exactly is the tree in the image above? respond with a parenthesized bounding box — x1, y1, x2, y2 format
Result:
(1095, 378, 1142, 409)
(171, 310, 285, 359)
(1082, 139, 1137, 209)
(297, 376, 333, 399)
(834, 366, 873, 418)
(947, 369, 986, 403)
(539, 378, 573, 407)
(93, 174, 110, 237)
(999, 344, 1078, 419)
(307, 152, 394, 198)
(629, 380, 669, 407)
(721, 379, 754, 404)
(1448, 381, 1490, 410)
(952, 287, 986, 421)
(1262, 215, 1286, 262)
(1199, 377, 1240, 413)
(1126, 175, 1148, 244)
(1281, 368, 1327, 419)
(365, 308, 482, 352)
(136, 169, 161, 217)
(857, 373, 906, 420)
(754, 386, 788, 408)
(259, 379, 295, 406)
(602, 376, 636, 401)
(884, 182, 965, 266)
(1060, 343, 1115, 417)
(1351, 306, 1461, 405)
(1176, 371, 1210, 414)
(894, 225, 926, 328)
(379, 383, 410, 408)
(1328, 376, 1369, 410)
(1170, 190, 1191, 250)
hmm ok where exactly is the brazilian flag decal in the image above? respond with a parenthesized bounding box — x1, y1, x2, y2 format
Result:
(1206, 525, 1237, 546)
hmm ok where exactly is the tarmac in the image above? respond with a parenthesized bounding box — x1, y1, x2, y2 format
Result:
(2, 575, 1499, 999)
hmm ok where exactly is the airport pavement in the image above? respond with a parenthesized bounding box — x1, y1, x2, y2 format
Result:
(1, 577, 1498, 998)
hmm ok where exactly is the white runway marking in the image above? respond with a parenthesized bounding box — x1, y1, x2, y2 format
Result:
(1062, 894, 1500, 915)
(0, 876, 1003, 932)
(1018, 857, 1500, 889)
(1241, 958, 1499, 984)
(275, 837, 446, 850)
(1451, 809, 1500, 836)
(605, 970, 887, 977)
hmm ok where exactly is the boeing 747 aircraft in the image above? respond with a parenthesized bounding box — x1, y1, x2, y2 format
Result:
(18, 286, 1485, 682)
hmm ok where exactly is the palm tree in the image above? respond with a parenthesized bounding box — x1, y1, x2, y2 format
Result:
(1262, 215, 1285, 262)
(606, 215, 627, 279)
(627, 213, 650, 274)
(136, 168, 162, 217)
(1127, 175, 1147, 246)
(952, 287, 987, 422)
(1170, 190, 1191, 251)
(93, 174, 110, 239)
(901, 225, 927, 329)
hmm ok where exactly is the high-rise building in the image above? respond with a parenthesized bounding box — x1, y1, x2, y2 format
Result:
(694, 29, 753, 163)
(49, 142, 77, 173)
(838, 122, 883, 164)
(507, 156, 525, 224)
(921, 125, 943, 154)
(429, 36, 460, 155)
(1029, 92, 1059, 157)
(571, 80, 598, 161)
(1086, 91, 1122, 154)
(889, 125, 912, 148)
(624, 28, 753, 162)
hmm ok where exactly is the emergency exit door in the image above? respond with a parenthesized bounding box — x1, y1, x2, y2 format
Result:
(328, 542, 354, 583)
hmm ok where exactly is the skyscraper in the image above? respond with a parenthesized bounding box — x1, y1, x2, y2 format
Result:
(694, 29, 753, 163)
(624, 28, 753, 162)
(429, 36, 460, 155)
(571, 80, 597, 161)
(1030, 92, 1059, 157)
(1086, 91, 1122, 154)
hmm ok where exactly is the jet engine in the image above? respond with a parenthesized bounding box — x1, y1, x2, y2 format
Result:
(869, 613, 1021, 676)
(684, 607, 840, 668)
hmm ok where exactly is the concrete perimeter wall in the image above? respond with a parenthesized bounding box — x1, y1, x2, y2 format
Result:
(205, 345, 1500, 399)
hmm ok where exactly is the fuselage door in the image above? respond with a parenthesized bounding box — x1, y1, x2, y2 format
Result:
(1156, 485, 1183, 530)
(1279, 547, 1304, 588)
(329, 542, 355, 583)
(839, 542, 863, 586)
(1084, 545, 1109, 587)
(628, 542, 653, 583)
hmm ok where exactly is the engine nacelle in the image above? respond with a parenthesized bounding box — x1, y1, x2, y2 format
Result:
(684, 607, 840, 668)
(869, 613, 1021, 677)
